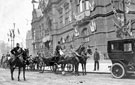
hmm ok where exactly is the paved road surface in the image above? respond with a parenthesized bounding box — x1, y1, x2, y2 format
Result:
(0, 68, 135, 85)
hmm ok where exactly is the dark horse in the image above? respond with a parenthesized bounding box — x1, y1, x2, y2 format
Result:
(76, 45, 92, 75)
(8, 49, 29, 81)
(58, 52, 80, 75)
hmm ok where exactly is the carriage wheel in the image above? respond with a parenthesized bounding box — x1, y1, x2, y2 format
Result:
(67, 64, 73, 72)
(111, 63, 125, 79)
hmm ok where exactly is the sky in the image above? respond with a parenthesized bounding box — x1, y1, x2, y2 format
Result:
(0, 0, 33, 48)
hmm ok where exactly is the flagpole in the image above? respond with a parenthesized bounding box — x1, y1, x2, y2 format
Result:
(13, 23, 15, 48)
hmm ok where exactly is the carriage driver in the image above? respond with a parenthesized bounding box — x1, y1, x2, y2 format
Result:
(10, 43, 23, 61)
(55, 41, 62, 57)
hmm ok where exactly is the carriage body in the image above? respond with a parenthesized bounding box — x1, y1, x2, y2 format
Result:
(107, 39, 135, 78)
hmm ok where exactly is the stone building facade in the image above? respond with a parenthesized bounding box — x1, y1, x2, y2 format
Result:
(31, 0, 60, 57)
(26, 30, 33, 56)
(31, 0, 135, 59)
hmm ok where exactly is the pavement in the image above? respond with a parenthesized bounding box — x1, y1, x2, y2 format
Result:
(83, 59, 112, 74)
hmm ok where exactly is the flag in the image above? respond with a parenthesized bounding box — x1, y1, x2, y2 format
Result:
(91, 0, 95, 11)
(12, 29, 15, 38)
(127, 20, 132, 36)
(18, 29, 20, 34)
(113, 19, 121, 29)
(88, 0, 95, 11)
(89, 20, 96, 32)
(9, 29, 12, 38)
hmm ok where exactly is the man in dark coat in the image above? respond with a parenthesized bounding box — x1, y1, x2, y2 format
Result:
(93, 48, 100, 71)
(55, 41, 62, 57)
(54, 41, 62, 62)
(10, 43, 23, 62)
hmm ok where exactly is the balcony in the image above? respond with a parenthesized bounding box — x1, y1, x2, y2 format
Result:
(75, 10, 90, 26)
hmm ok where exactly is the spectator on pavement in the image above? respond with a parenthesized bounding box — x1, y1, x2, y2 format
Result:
(93, 48, 100, 71)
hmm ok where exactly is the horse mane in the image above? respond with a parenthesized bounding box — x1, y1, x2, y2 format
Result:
(76, 45, 86, 55)
(76, 45, 82, 55)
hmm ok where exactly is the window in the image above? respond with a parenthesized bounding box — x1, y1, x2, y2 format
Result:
(64, 2, 69, 12)
(60, 37, 63, 44)
(77, 4, 80, 13)
(85, 0, 90, 10)
(66, 35, 69, 42)
(59, 16, 63, 28)
(80, 0, 83, 12)
(65, 13, 69, 25)
(110, 42, 123, 52)
(58, 7, 63, 14)
(124, 43, 132, 52)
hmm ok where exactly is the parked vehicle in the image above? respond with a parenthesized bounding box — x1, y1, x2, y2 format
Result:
(108, 39, 135, 78)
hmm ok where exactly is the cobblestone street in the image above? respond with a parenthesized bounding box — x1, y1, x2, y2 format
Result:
(1, 68, 135, 85)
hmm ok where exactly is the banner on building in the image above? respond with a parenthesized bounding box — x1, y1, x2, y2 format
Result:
(74, 27, 79, 36)
(89, 20, 96, 32)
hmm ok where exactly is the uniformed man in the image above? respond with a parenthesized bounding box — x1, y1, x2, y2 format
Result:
(10, 43, 23, 61)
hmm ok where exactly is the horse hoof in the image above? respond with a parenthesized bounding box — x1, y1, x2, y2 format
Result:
(24, 79, 26, 81)
(18, 79, 20, 81)
(12, 78, 14, 80)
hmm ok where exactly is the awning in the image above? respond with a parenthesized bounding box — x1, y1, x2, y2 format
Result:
(42, 36, 52, 42)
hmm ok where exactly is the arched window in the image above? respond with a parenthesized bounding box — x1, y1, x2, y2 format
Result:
(66, 35, 69, 42)
(82, 28, 88, 36)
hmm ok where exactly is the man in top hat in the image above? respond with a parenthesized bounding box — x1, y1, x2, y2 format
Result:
(93, 48, 100, 71)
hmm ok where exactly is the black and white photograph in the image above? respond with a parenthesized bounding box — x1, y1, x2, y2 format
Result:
(0, 0, 135, 85)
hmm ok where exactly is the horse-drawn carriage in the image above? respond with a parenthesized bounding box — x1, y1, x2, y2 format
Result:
(108, 39, 135, 78)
